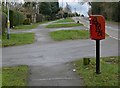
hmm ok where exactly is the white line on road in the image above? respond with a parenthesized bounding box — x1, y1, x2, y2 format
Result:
(32, 77, 82, 81)
(106, 32, 120, 40)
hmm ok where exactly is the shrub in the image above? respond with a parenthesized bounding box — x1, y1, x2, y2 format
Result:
(26, 14, 32, 23)
(36, 14, 44, 23)
(45, 15, 51, 21)
(63, 12, 68, 19)
(50, 14, 57, 20)
(23, 18, 31, 25)
(10, 10, 25, 27)
(2, 12, 7, 34)
(83, 58, 90, 65)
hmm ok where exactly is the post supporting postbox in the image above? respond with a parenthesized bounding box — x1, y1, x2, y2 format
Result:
(96, 40, 100, 74)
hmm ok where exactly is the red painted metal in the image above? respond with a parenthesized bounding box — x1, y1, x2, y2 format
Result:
(89, 15, 105, 40)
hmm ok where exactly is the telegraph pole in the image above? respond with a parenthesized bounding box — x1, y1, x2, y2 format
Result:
(74, 8, 76, 17)
(62, 0, 63, 8)
(7, 2, 10, 39)
(62, 0, 63, 18)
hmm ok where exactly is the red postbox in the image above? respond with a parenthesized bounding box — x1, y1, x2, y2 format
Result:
(89, 15, 105, 40)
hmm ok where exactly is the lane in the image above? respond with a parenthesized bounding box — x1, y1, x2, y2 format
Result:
(2, 37, 118, 67)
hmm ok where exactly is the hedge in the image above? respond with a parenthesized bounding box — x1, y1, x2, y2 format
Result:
(2, 12, 7, 34)
(23, 18, 31, 25)
(10, 10, 25, 27)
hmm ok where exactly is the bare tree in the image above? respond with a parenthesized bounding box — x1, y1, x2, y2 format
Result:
(78, 0, 92, 16)
(64, 2, 72, 14)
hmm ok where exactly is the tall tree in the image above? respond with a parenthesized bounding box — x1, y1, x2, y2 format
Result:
(64, 2, 71, 13)
(39, 2, 59, 20)
(39, 2, 52, 16)
(50, 2, 59, 14)
(49, 2, 59, 20)
(91, 2, 120, 22)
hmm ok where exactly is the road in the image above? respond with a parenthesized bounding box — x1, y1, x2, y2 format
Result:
(2, 18, 118, 86)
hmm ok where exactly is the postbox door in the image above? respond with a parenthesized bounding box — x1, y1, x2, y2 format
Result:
(90, 15, 105, 40)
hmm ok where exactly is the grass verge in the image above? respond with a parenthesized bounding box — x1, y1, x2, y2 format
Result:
(13, 21, 48, 30)
(1, 65, 29, 86)
(0, 35, 1, 47)
(50, 30, 109, 41)
(0, 69, 1, 87)
(46, 23, 83, 28)
(0, 43, 1, 47)
(55, 18, 75, 23)
(73, 56, 119, 86)
(50, 30, 89, 41)
(2, 33, 35, 47)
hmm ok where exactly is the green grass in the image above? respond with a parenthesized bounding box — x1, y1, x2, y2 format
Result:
(0, 69, 1, 87)
(46, 23, 83, 28)
(0, 35, 1, 47)
(2, 33, 35, 47)
(0, 43, 1, 47)
(13, 21, 48, 30)
(73, 56, 119, 86)
(13, 24, 38, 30)
(55, 18, 75, 23)
(2, 65, 29, 86)
(50, 30, 90, 41)
(50, 30, 109, 41)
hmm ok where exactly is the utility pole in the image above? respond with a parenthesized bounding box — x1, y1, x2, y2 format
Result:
(62, 0, 64, 18)
(74, 8, 76, 17)
(7, 2, 10, 39)
(62, 0, 63, 8)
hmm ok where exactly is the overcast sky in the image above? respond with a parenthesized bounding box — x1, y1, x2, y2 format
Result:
(59, 0, 90, 17)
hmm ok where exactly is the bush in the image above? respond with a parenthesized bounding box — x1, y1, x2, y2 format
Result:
(45, 15, 51, 21)
(26, 14, 32, 23)
(83, 58, 90, 65)
(2, 12, 7, 34)
(36, 14, 44, 23)
(63, 12, 68, 19)
(23, 18, 31, 25)
(50, 14, 58, 20)
(10, 10, 25, 27)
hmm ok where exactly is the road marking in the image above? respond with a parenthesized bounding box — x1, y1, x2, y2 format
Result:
(106, 32, 120, 40)
(32, 77, 82, 81)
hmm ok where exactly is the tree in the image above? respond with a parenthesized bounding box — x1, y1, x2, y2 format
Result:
(39, 2, 52, 16)
(63, 2, 72, 18)
(64, 2, 72, 13)
(49, 2, 59, 20)
(39, 2, 59, 20)
(50, 2, 59, 14)
(58, 7, 64, 18)
(91, 2, 120, 22)
(22, 2, 37, 23)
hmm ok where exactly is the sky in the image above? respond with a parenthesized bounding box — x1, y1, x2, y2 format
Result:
(59, 0, 90, 17)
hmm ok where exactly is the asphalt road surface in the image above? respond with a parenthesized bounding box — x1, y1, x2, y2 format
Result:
(2, 18, 118, 86)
